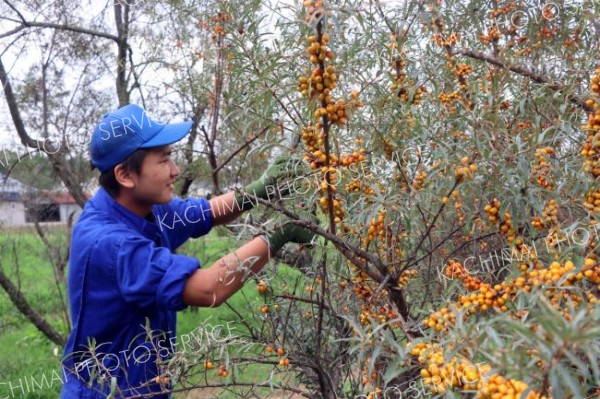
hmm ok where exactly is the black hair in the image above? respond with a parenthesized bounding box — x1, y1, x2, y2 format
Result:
(98, 149, 150, 198)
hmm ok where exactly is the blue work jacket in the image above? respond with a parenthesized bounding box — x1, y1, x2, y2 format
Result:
(60, 187, 213, 398)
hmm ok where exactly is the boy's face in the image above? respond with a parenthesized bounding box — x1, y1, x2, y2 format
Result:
(129, 145, 180, 204)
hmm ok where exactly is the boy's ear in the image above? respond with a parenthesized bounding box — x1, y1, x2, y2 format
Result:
(114, 164, 136, 189)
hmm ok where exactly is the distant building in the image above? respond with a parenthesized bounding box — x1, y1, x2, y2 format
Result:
(0, 174, 84, 228)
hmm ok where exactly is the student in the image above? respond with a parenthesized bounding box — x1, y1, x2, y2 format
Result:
(60, 104, 314, 398)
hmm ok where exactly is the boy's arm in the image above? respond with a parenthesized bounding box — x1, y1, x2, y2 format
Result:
(182, 235, 269, 307)
(182, 220, 315, 307)
(208, 156, 308, 226)
(209, 192, 244, 226)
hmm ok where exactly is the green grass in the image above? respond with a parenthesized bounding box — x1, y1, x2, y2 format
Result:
(0, 229, 307, 399)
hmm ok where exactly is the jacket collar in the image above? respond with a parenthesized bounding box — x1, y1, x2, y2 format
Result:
(93, 187, 160, 239)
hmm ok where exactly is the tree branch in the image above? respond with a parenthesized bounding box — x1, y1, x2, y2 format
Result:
(214, 126, 271, 175)
(114, 1, 130, 106)
(1, 20, 119, 42)
(0, 258, 65, 346)
(455, 48, 592, 112)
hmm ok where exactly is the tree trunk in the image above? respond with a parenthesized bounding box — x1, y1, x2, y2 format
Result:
(0, 263, 65, 346)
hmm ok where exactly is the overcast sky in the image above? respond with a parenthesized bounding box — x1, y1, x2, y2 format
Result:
(0, 0, 406, 155)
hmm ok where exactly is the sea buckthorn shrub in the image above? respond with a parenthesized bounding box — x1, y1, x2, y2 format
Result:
(152, 1, 600, 397)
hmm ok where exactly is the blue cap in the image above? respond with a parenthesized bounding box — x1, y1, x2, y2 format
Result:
(90, 104, 193, 173)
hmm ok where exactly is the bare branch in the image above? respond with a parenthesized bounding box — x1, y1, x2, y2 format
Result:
(2, 20, 119, 42)
(455, 48, 593, 112)
(214, 125, 271, 174)
(0, 257, 65, 346)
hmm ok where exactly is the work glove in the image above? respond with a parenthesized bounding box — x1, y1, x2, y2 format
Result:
(264, 215, 318, 254)
(234, 155, 309, 211)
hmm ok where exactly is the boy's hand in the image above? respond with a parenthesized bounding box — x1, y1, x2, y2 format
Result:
(235, 155, 309, 211)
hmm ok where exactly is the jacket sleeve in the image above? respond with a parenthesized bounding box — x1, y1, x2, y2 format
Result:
(154, 197, 213, 250)
(115, 234, 201, 310)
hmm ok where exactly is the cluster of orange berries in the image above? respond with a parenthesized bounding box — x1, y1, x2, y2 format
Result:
(363, 210, 386, 246)
(412, 168, 427, 190)
(479, 28, 501, 44)
(301, 125, 322, 158)
(431, 17, 474, 113)
(484, 198, 521, 245)
(297, 63, 336, 104)
(428, 13, 475, 111)
(429, 16, 460, 50)
(432, 32, 460, 47)
(154, 375, 170, 385)
(438, 90, 461, 112)
(390, 56, 427, 104)
(298, 18, 366, 227)
(303, 0, 326, 22)
(477, 375, 546, 399)
(345, 179, 373, 195)
(454, 63, 473, 77)
(489, 4, 516, 19)
(426, 256, 600, 332)
(497, 216, 535, 258)
(532, 147, 555, 189)
(316, 91, 363, 126)
(265, 345, 284, 355)
(302, 126, 364, 166)
(425, 258, 532, 332)
(216, 364, 228, 377)
(354, 356, 383, 393)
(423, 305, 457, 332)
(442, 190, 465, 224)
(584, 189, 600, 213)
(408, 343, 487, 393)
(351, 267, 374, 301)
(439, 89, 473, 112)
(514, 261, 596, 320)
(582, 256, 600, 290)
(459, 283, 512, 314)
(581, 69, 600, 184)
(539, 26, 558, 39)
(203, 12, 231, 41)
(444, 260, 482, 290)
(265, 345, 289, 366)
(359, 303, 398, 326)
(408, 342, 545, 397)
(483, 198, 501, 223)
(518, 260, 576, 284)
(338, 148, 367, 167)
(348, 261, 401, 327)
(298, 36, 363, 127)
(455, 156, 478, 182)
(318, 190, 344, 223)
(532, 199, 558, 230)
(397, 269, 418, 289)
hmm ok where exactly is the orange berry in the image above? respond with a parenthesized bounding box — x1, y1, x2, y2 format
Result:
(257, 280, 268, 294)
